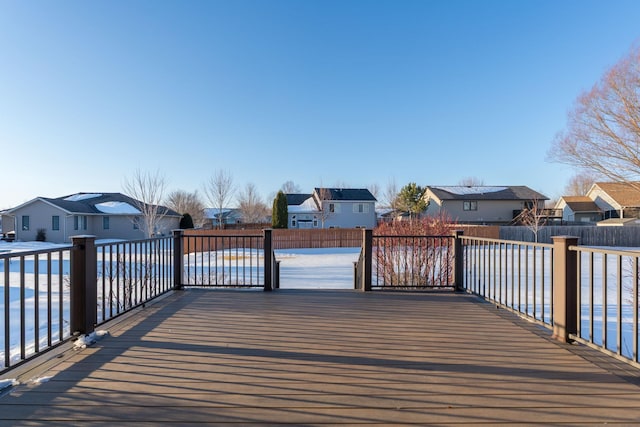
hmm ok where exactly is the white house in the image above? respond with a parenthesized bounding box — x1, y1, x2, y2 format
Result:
(0, 193, 181, 243)
(286, 188, 377, 229)
(423, 186, 548, 224)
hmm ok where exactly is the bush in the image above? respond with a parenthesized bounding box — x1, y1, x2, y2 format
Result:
(373, 216, 457, 287)
(36, 228, 47, 242)
(180, 213, 195, 229)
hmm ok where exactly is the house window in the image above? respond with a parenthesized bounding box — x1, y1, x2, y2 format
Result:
(353, 204, 369, 214)
(75, 216, 87, 230)
(329, 203, 335, 213)
(103, 216, 110, 230)
(133, 218, 140, 230)
(52, 216, 60, 231)
(22, 216, 30, 231)
(463, 201, 478, 211)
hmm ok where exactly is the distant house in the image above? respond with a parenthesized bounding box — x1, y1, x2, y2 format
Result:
(0, 193, 181, 243)
(586, 182, 640, 220)
(287, 193, 320, 229)
(554, 196, 603, 223)
(423, 186, 548, 224)
(286, 188, 377, 229)
(202, 208, 243, 229)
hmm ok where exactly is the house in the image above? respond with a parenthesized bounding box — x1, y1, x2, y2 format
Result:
(554, 196, 603, 223)
(287, 193, 320, 229)
(202, 208, 244, 229)
(423, 186, 548, 224)
(286, 188, 377, 229)
(0, 193, 181, 243)
(586, 182, 640, 220)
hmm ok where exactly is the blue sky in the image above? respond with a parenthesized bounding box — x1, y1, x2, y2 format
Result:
(1, 0, 639, 209)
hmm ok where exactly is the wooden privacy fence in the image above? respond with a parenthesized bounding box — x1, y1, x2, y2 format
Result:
(184, 228, 363, 251)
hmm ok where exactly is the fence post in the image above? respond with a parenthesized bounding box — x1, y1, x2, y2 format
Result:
(264, 229, 273, 291)
(70, 235, 97, 336)
(362, 228, 372, 292)
(173, 230, 184, 290)
(551, 235, 579, 343)
(453, 230, 464, 292)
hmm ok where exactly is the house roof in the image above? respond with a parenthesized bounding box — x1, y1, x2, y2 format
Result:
(427, 186, 547, 201)
(313, 188, 377, 202)
(592, 182, 640, 207)
(286, 194, 313, 206)
(558, 196, 601, 213)
(6, 193, 180, 217)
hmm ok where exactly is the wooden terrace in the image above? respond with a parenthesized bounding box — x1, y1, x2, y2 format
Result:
(2, 289, 640, 425)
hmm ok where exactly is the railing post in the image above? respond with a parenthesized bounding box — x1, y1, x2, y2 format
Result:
(264, 229, 273, 291)
(453, 230, 464, 292)
(362, 229, 372, 292)
(551, 235, 579, 343)
(70, 235, 97, 336)
(274, 260, 281, 289)
(173, 230, 184, 290)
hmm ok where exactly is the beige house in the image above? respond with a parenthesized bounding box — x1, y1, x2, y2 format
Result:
(1, 193, 181, 243)
(423, 186, 547, 224)
(586, 182, 640, 220)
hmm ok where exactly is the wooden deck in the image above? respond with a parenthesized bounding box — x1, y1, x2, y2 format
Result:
(2, 289, 640, 425)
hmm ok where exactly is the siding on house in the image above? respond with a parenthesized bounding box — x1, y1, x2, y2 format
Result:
(2, 193, 180, 243)
(424, 186, 547, 224)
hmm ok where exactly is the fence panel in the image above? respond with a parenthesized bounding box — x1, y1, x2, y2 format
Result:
(572, 246, 640, 365)
(371, 235, 454, 289)
(461, 236, 554, 326)
(182, 234, 265, 287)
(1, 247, 71, 373)
(95, 237, 174, 325)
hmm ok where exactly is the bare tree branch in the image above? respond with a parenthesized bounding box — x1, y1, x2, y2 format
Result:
(203, 170, 235, 229)
(122, 169, 167, 238)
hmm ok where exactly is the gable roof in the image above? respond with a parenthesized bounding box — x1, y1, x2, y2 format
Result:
(591, 182, 640, 207)
(286, 193, 313, 206)
(314, 188, 377, 202)
(7, 193, 180, 217)
(426, 186, 547, 201)
(557, 196, 601, 213)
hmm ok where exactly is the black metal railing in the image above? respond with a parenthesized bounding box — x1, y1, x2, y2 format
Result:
(371, 235, 455, 289)
(460, 236, 554, 326)
(1, 245, 72, 372)
(182, 233, 266, 288)
(572, 245, 640, 364)
(96, 237, 174, 324)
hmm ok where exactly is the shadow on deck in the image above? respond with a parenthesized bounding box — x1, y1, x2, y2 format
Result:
(2, 289, 640, 425)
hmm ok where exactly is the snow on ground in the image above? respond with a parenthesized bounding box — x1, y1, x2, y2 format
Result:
(275, 247, 361, 289)
(0, 240, 70, 254)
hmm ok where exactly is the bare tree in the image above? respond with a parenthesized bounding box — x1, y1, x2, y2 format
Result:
(563, 170, 601, 196)
(382, 178, 399, 209)
(165, 190, 206, 227)
(458, 176, 485, 186)
(281, 180, 302, 193)
(549, 44, 640, 188)
(203, 170, 235, 229)
(513, 198, 547, 243)
(367, 183, 380, 201)
(122, 169, 168, 238)
(237, 183, 270, 223)
(314, 187, 334, 228)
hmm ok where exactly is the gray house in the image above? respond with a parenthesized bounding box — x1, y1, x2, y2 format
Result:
(423, 186, 548, 224)
(1, 193, 181, 243)
(286, 188, 377, 229)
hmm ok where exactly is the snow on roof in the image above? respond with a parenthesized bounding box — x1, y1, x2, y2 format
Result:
(95, 201, 141, 215)
(288, 197, 319, 213)
(63, 193, 103, 202)
(433, 186, 507, 195)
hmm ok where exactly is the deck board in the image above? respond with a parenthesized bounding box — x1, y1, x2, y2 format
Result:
(2, 289, 640, 425)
